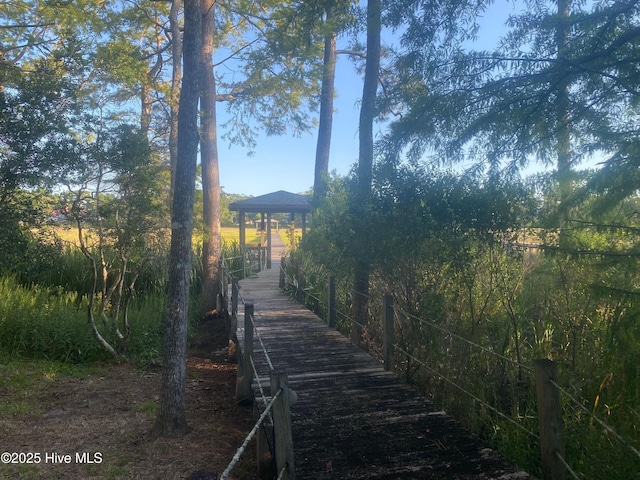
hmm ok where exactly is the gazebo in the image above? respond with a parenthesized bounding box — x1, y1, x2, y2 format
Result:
(229, 190, 311, 269)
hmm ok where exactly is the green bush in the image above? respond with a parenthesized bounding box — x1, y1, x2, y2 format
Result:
(299, 167, 640, 478)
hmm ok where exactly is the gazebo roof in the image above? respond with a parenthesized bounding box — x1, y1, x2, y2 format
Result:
(229, 190, 311, 214)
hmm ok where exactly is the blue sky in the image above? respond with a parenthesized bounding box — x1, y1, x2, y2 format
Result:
(217, 1, 520, 197)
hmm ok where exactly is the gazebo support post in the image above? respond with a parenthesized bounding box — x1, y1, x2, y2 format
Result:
(239, 211, 246, 247)
(238, 211, 246, 279)
(267, 212, 272, 269)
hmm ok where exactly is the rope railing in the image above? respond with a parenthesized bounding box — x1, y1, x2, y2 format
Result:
(223, 248, 267, 280)
(398, 309, 638, 478)
(393, 341, 540, 441)
(276, 464, 289, 480)
(220, 387, 283, 480)
(555, 449, 581, 480)
(229, 300, 296, 480)
(247, 310, 275, 371)
(221, 255, 246, 279)
(549, 378, 640, 459)
(397, 306, 533, 374)
(249, 355, 273, 425)
(243, 245, 268, 275)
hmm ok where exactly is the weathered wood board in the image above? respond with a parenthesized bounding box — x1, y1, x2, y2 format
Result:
(235, 255, 532, 479)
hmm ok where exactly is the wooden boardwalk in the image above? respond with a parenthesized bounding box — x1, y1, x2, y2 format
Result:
(235, 245, 531, 479)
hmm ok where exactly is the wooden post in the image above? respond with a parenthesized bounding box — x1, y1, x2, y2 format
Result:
(256, 403, 275, 479)
(383, 294, 394, 371)
(218, 259, 228, 331)
(260, 213, 266, 249)
(535, 359, 566, 480)
(271, 372, 295, 480)
(239, 211, 246, 250)
(267, 212, 272, 269)
(257, 248, 261, 272)
(235, 303, 255, 404)
(328, 276, 336, 328)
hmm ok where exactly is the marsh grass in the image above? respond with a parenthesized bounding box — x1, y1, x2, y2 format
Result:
(0, 276, 167, 364)
(0, 226, 245, 368)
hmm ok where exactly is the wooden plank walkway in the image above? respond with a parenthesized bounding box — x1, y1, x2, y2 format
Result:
(236, 241, 532, 479)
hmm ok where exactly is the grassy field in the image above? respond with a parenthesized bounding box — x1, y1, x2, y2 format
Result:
(45, 225, 262, 247)
(219, 227, 261, 245)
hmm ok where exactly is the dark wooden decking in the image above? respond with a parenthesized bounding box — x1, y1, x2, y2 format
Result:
(236, 244, 532, 479)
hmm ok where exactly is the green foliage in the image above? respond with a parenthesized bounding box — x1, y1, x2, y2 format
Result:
(300, 164, 640, 478)
(383, 0, 640, 176)
(214, 0, 325, 151)
(96, 39, 147, 87)
(0, 49, 84, 191)
(0, 276, 165, 364)
(0, 208, 63, 283)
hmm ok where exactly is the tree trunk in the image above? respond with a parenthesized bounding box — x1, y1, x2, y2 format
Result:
(312, 2, 337, 206)
(200, 0, 222, 318)
(556, 0, 573, 246)
(556, 0, 571, 183)
(169, 0, 183, 198)
(142, 19, 164, 141)
(351, 0, 380, 346)
(154, 0, 202, 438)
(141, 83, 152, 139)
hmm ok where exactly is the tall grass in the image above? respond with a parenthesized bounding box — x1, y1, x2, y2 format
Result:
(0, 227, 246, 365)
(0, 276, 166, 364)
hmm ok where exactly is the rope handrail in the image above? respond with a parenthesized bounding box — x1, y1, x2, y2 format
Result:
(549, 378, 640, 459)
(248, 311, 275, 372)
(295, 274, 530, 376)
(397, 306, 534, 374)
(306, 292, 323, 304)
(249, 355, 273, 425)
(220, 388, 283, 480)
(237, 283, 275, 374)
(335, 307, 366, 330)
(334, 308, 350, 322)
(393, 342, 540, 441)
(293, 275, 531, 376)
(289, 279, 358, 328)
(226, 267, 245, 276)
(223, 254, 244, 262)
(555, 449, 581, 480)
(276, 464, 289, 480)
(352, 288, 370, 300)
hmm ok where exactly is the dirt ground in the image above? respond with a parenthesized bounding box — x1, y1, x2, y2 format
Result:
(0, 319, 260, 480)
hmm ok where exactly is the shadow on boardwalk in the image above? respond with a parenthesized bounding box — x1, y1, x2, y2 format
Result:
(237, 259, 532, 479)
